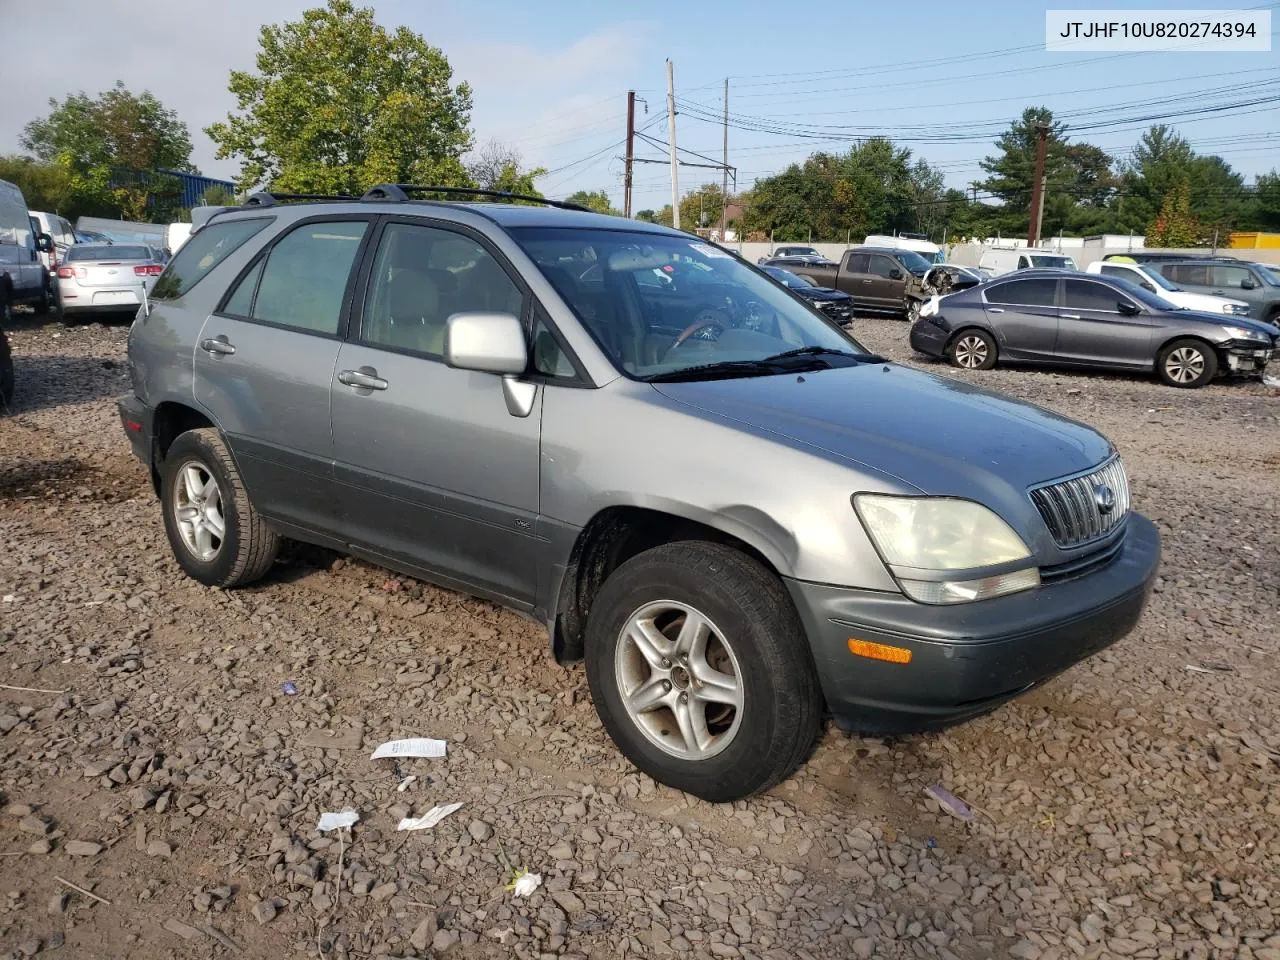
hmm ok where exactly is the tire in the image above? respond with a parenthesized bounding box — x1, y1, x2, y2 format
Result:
(1157, 338, 1217, 388)
(904, 298, 921, 324)
(584, 541, 822, 802)
(0, 327, 13, 410)
(947, 328, 997, 370)
(159, 427, 279, 587)
(32, 280, 51, 316)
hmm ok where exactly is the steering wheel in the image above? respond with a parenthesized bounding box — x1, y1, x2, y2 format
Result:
(670, 319, 724, 350)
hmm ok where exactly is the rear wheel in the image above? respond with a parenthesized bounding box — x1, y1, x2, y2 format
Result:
(584, 541, 822, 802)
(32, 280, 51, 316)
(160, 428, 279, 587)
(947, 329, 997, 370)
(1157, 338, 1216, 388)
(0, 327, 13, 410)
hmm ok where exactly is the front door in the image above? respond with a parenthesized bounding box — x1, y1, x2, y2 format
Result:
(982, 276, 1060, 360)
(193, 216, 372, 534)
(329, 219, 542, 608)
(865, 254, 904, 312)
(1056, 278, 1153, 368)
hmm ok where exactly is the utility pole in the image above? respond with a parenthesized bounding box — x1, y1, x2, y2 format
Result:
(666, 59, 681, 230)
(624, 90, 636, 218)
(719, 77, 729, 241)
(1027, 123, 1049, 248)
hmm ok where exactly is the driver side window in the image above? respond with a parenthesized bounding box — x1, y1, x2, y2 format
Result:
(868, 256, 896, 278)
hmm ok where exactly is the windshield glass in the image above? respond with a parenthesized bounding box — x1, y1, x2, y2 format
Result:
(512, 227, 868, 380)
(1029, 254, 1076, 269)
(893, 249, 932, 274)
(66, 244, 151, 261)
(1135, 264, 1177, 290)
(762, 266, 813, 288)
(1257, 264, 1280, 286)
(1108, 275, 1179, 311)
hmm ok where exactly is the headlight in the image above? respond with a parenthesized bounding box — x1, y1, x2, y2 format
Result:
(1223, 303, 1250, 316)
(1221, 326, 1265, 342)
(854, 495, 1038, 604)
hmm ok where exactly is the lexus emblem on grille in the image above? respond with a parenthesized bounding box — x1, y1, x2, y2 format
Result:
(1094, 484, 1116, 514)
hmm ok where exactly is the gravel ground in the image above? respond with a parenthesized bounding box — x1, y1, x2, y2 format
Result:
(1, 311, 1278, 960)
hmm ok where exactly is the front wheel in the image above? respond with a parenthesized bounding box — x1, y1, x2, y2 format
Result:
(948, 329, 997, 370)
(1157, 338, 1216, 388)
(160, 428, 279, 587)
(904, 298, 921, 323)
(584, 541, 822, 802)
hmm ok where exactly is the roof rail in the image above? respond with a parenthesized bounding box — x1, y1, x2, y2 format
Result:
(241, 191, 358, 208)
(361, 183, 590, 212)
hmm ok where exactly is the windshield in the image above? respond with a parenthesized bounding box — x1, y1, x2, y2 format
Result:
(512, 227, 869, 380)
(66, 244, 152, 261)
(1134, 264, 1177, 291)
(893, 249, 933, 275)
(1257, 264, 1280, 287)
(1108, 275, 1179, 311)
(1029, 254, 1075, 269)
(762, 266, 813, 288)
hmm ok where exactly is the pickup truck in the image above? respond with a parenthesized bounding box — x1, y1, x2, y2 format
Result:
(786, 246, 932, 322)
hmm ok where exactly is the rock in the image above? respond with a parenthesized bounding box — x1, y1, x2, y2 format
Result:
(552, 890, 585, 914)
(195, 714, 215, 733)
(81, 759, 117, 778)
(27, 839, 53, 855)
(1008, 941, 1041, 960)
(18, 816, 52, 835)
(146, 840, 172, 858)
(0, 715, 19, 734)
(370, 882, 398, 902)
(162, 918, 203, 940)
(432, 929, 460, 952)
(252, 900, 277, 925)
(65, 840, 103, 856)
(468, 819, 493, 842)
(17, 939, 41, 957)
(129, 786, 159, 810)
(410, 912, 438, 951)
(48, 893, 69, 915)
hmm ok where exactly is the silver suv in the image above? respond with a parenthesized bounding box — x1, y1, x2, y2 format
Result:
(118, 186, 1161, 802)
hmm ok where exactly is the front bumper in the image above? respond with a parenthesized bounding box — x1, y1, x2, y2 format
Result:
(1222, 342, 1274, 374)
(786, 513, 1161, 734)
(117, 394, 154, 466)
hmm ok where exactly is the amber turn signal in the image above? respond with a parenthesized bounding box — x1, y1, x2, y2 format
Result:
(847, 638, 912, 664)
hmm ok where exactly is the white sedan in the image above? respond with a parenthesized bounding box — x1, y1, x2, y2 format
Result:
(57, 243, 165, 318)
(1086, 260, 1250, 316)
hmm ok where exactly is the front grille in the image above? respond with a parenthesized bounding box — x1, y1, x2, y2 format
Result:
(1030, 458, 1130, 548)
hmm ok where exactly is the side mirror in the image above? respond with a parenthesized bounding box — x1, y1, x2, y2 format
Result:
(888, 268, 903, 280)
(445, 312, 527, 374)
(1141, 282, 1155, 293)
(1117, 300, 1141, 316)
(1241, 278, 1257, 290)
(35, 233, 53, 253)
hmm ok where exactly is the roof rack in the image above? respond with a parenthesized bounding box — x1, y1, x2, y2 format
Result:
(361, 183, 590, 212)
(241, 192, 358, 208)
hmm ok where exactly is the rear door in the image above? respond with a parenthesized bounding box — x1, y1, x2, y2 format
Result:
(193, 216, 372, 536)
(1056, 278, 1153, 368)
(982, 277, 1060, 360)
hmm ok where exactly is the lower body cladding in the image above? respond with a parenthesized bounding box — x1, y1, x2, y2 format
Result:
(787, 513, 1161, 734)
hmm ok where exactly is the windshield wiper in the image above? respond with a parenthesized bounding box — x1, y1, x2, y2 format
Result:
(644, 359, 798, 383)
(764, 345, 886, 363)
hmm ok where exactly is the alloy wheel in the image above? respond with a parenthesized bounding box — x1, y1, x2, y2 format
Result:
(614, 600, 744, 761)
(954, 335, 989, 368)
(172, 460, 226, 561)
(1164, 346, 1205, 384)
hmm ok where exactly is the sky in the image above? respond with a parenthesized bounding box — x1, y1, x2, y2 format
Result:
(0, 0, 1276, 215)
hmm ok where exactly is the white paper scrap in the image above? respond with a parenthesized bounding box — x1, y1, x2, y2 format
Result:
(317, 808, 359, 832)
(396, 802, 464, 832)
(370, 737, 447, 761)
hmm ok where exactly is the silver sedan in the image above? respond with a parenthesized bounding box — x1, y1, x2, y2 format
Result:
(56, 243, 165, 318)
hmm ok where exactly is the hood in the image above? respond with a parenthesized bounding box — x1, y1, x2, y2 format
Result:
(1174, 290, 1250, 313)
(1175, 310, 1278, 340)
(794, 286, 851, 302)
(652, 362, 1112, 496)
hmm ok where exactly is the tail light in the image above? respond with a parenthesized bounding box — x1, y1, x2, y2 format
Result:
(57, 266, 75, 279)
(133, 264, 164, 276)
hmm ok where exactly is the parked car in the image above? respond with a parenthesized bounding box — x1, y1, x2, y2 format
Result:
(1102, 252, 1240, 264)
(28, 210, 77, 274)
(1, 179, 56, 323)
(120, 186, 1160, 802)
(910, 269, 1278, 387)
(924, 263, 985, 296)
(1149, 259, 1280, 324)
(1086, 259, 1249, 316)
(57, 243, 164, 320)
(760, 265, 855, 325)
(979, 247, 1077, 277)
(783, 246, 931, 321)
(757, 244, 827, 264)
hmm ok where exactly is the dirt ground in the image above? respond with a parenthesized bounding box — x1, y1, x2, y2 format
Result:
(1, 312, 1278, 960)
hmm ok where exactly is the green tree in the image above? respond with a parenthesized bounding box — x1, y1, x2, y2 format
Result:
(0, 155, 76, 215)
(20, 82, 194, 221)
(1254, 170, 1280, 230)
(467, 140, 545, 197)
(206, 0, 474, 194)
(564, 188, 620, 215)
(635, 209, 657, 223)
(1147, 180, 1204, 247)
(679, 183, 727, 230)
(201, 185, 237, 207)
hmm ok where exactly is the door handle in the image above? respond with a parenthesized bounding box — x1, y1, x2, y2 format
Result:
(987, 307, 1005, 313)
(338, 367, 388, 391)
(200, 336, 236, 355)
(861, 278, 874, 283)
(1061, 313, 1082, 320)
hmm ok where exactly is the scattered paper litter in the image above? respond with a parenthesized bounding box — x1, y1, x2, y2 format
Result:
(509, 870, 543, 897)
(371, 737, 447, 760)
(396, 776, 417, 793)
(396, 802, 464, 832)
(1262, 373, 1280, 389)
(924, 784, 975, 822)
(316, 808, 359, 832)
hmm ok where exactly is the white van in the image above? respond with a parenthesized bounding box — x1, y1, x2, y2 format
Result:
(28, 211, 77, 272)
(864, 234, 943, 264)
(1085, 259, 1251, 316)
(1, 180, 56, 319)
(978, 247, 1076, 277)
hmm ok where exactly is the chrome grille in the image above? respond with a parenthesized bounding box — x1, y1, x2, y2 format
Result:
(1030, 458, 1130, 548)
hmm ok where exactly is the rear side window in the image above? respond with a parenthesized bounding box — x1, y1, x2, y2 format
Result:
(250, 220, 369, 336)
(1064, 279, 1125, 312)
(1165, 263, 1210, 286)
(151, 218, 271, 300)
(845, 253, 869, 273)
(867, 256, 897, 278)
(986, 278, 1057, 306)
(221, 258, 264, 318)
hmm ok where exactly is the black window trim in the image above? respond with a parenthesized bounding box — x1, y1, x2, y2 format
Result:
(211, 213, 374, 342)
(154, 215, 275, 302)
(981, 277, 1062, 309)
(344, 214, 591, 386)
